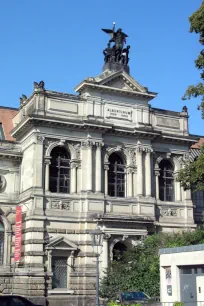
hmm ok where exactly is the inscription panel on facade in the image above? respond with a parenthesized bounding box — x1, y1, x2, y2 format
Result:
(47, 99, 78, 114)
(156, 116, 180, 129)
(105, 105, 132, 121)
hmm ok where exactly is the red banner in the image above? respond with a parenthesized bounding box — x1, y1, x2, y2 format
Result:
(14, 206, 22, 262)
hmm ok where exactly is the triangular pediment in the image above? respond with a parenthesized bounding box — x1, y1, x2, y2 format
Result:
(75, 69, 157, 101)
(95, 70, 148, 93)
(46, 236, 78, 250)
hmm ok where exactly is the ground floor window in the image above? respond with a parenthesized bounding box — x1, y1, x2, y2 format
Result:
(52, 257, 67, 289)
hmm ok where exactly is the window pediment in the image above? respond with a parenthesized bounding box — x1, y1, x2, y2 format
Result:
(46, 236, 78, 251)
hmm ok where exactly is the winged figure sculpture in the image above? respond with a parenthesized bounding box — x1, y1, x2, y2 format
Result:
(102, 27, 128, 51)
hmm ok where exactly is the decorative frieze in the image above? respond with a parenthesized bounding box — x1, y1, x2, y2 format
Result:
(161, 208, 178, 217)
(51, 200, 71, 210)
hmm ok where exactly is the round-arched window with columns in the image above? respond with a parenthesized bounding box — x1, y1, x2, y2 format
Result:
(159, 159, 175, 202)
(49, 146, 71, 193)
(108, 152, 125, 197)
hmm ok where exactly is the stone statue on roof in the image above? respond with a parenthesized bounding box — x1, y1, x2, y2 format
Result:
(102, 23, 130, 66)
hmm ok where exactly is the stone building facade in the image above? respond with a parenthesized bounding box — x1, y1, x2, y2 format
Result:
(0, 64, 203, 305)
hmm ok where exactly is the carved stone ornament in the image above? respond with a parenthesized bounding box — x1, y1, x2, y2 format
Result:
(51, 200, 71, 210)
(127, 148, 136, 167)
(162, 208, 177, 217)
(0, 175, 6, 192)
(82, 140, 95, 149)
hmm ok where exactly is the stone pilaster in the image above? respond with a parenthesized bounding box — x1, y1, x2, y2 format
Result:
(104, 163, 109, 195)
(95, 142, 103, 193)
(71, 161, 78, 194)
(101, 234, 111, 278)
(145, 148, 152, 197)
(44, 157, 51, 192)
(154, 167, 160, 200)
(82, 140, 94, 192)
(174, 172, 181, 202)
(127, 167, 133, 197)
(136, 147, 143, 196)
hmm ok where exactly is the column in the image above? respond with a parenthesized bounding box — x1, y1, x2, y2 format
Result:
(177, 182, 181, 201)
(71, 163, 77, 193)
(155, 170, 160, 200)
(95, 143, 102, 193)
(47, 250, 52, 272)
(101, 234, 110, 278)
(137, 148, 143, 195)
(104, 164, 109, 195)
(87, 141, 93, 191)
(145, 149, 152, 197)
(45, 159, 51, 192)
(128, 168, 133, 197)
(184, 189, 192, 201)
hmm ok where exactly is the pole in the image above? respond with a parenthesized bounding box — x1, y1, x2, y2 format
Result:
(95, 253, 100, 306)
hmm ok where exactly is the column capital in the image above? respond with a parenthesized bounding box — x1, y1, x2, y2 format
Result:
(127, 166, 134, 174)
(82, 140, 94, 149)
(70, 160, 79, 169)
(103, 233, 111, 241)
(37, 135, 45, 144)
(44, 157, 51, 165)
(96, 142, 104, 148)
(154, 166, 160, 176)
(144, 147, 153, 154)
(104, 163, 109, 170)
(136, 146, 143, 153)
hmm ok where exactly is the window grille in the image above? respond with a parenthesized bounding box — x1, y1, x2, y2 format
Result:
(52, 257, 67, 289)
(159, 160, 174, 202)
(49, 147, 71, 193)
(108, 153, 125, 197)
(0, 222, 4, 265)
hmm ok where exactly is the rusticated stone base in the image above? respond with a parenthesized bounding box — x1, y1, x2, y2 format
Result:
(47, 295, 95, 306)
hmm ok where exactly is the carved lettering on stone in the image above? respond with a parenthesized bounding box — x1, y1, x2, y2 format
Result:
(106, 106, 132, 121)
(51, 200, 71, 210)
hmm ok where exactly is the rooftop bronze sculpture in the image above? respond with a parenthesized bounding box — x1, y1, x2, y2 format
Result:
(102, 23, 130, 65)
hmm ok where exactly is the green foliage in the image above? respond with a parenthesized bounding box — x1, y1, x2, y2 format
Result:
(177, 145, 204, 191)
(100, 230, 204, 300)
(182, 2, 204, 118)
(174, 302, 184, 306)
(107, 301, 119, 306)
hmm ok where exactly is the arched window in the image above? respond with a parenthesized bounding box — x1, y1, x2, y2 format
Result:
(108, 153, 125, 197)
(113, 241, 127, 261)
(159, 159, 174, 202)
(49, 147, 71, 193)
(0, 222, 4, 265)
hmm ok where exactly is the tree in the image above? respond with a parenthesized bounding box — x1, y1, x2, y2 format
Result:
(182, 1, 204, 118)
(100, 230, 204, 300)
(177, 145, 204, 191)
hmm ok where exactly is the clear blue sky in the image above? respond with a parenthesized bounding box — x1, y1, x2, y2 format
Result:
(0, 0, 203, 136)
